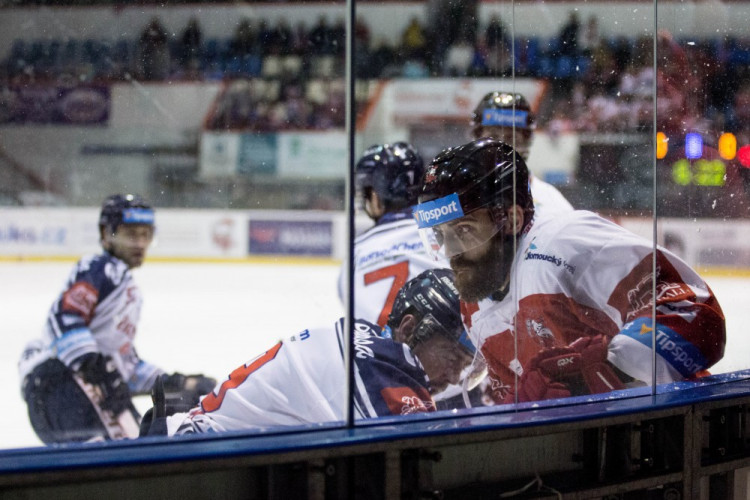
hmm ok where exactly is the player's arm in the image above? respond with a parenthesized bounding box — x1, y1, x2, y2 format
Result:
(146, 341, 287, 436)
(126, 348, 216, 409)
(353, 328, 436, 418)
(50, 257, 123, 369)
(607, 250, 726, 385)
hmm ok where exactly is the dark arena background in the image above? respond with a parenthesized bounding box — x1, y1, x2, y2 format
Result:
(2, 0, 750, 498)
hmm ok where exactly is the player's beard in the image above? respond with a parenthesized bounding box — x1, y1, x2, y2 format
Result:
(450, 233, 515, 303)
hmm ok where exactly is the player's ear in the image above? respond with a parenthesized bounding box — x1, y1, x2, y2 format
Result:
(394, 313, 417, 345)
(364, 191, 385, 219)
(502, 205, 525, 236)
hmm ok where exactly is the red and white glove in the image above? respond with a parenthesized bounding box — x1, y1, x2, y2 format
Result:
(516, 335, 625, 403)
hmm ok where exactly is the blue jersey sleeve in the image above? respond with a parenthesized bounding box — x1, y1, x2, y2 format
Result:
(47, 253, 128, 367)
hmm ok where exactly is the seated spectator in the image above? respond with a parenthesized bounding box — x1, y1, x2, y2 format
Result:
(443, 34, 475, 76)
(484, 13, 510, 50)
(401, 16, 428, 61)
(308, 16, 333, 55)
(579, 15, 601, 57)
(291, 21, 309, 56)
(231, 18, 257, 60)
(370, 37, 399, 77)
(329, 17, 346, 56)
(179, 17, 202, 71)
(138, 16, 170, 80)
(481, 35, 513, 76)
(557, 11, 580, 57)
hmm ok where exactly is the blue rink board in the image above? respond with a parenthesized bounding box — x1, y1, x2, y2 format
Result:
(3, 370, 750, 475)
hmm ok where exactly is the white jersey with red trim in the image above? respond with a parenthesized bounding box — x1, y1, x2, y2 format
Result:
(339, 210, 448, 327)
(167, 318, 435, 435)
(460, 210, 725, 403)
(17, 252, 163, 394)
(529, 175, 574, 216)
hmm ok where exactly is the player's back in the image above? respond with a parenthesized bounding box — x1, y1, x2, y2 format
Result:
(346, 215, 447, 327)
(529, 174, 574, 216)
(168, 318, 434, 434)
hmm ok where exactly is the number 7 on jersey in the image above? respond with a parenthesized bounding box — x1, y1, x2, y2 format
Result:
(364, 261, 409, 327)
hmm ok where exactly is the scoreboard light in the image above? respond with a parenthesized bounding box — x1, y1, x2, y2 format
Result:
(738, 145, 750, 168)
(656, 131, 668, 159)
(685, 133, 702, 159)
(718, 132, 737, 160)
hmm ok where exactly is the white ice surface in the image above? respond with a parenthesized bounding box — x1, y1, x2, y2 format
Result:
(2, 260, 343, 450)
(1, 261, 746, 450)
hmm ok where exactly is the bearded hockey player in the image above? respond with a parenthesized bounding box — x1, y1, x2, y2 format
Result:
(470, 91, 574, 216)
(415, 138, 726, 404)
(340, 142, 447, 328)
(142, 268, 475, 436)
(18, 194, 215, 443)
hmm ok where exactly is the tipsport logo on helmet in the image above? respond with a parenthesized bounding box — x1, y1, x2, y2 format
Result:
(482, 109, 529, 129)
(412, 193, 464, 229)
(122, 208, 155, 225)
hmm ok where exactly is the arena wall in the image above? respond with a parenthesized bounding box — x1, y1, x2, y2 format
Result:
(2, 207, 750, 273)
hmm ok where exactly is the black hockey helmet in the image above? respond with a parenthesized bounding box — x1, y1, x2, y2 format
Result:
(355, 142, 425, 212)
(470, 91, 535, 132)
(414, 138, 534, 258)
(99, 194, 155, 235)
(386, 268, 474, 355)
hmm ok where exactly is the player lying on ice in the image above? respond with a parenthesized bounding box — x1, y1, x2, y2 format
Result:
(414, 138, 727, 404)
(19, 194, 216, 443)
(140, 268, 478, 436)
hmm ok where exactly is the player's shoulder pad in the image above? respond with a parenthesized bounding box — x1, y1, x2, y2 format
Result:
(74, 253, 131, 289)
(334, 318, 383, 349)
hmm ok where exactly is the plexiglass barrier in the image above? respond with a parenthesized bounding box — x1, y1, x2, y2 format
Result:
(0, 0, 747, 452)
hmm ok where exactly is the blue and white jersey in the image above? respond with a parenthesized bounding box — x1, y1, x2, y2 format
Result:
(339, 210, 448, 327)
(18, 252, 162, 393)
(167, 318, 435, 435)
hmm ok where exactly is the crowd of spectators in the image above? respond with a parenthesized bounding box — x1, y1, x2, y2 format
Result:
(2, 12, 749, 137)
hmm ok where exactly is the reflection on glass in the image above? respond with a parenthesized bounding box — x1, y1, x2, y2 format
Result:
(4, 0, 749, 454)
(655, 1, 749, 387)
(3, 3, 351, 448)
(357, 0, 741, 411)
(354, 0, 730, 414)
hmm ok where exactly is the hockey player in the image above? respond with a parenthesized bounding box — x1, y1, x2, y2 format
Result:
(18, 194, 216, 444)
(142, 269, 476, 436)
(340, 142, 447, 327)
(414, 138, 726, 404)
(470, 91, 574, 216)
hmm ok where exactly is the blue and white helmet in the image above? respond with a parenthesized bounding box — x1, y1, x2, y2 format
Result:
(99, 194, 155, 234)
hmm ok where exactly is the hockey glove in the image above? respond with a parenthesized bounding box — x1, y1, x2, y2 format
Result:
(160, 372, 216, 410)
(516, 335, 625, 403)
(73, 353, 132, 415)
(139, 376, 168, 437)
